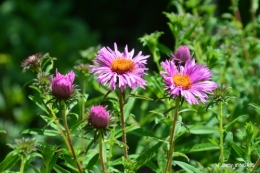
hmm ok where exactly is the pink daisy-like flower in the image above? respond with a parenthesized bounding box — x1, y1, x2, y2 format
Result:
(160, 59, 217, 104)
(90, 43, 150, 91)
(51, 69, 75, 100)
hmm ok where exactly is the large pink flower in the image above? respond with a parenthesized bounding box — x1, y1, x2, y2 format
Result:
(90, 43, 150, 91)
(51, 69, 75, 100)
(160, 59, 217, 104)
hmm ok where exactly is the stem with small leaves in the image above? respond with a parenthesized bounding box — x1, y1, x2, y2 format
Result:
(219, 102, 224, 164)
(165, 97, 180, 173)
(119, 90, 128, 159)
(61, 101, 83, 173)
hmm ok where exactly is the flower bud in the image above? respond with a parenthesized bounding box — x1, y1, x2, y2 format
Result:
(89, 105, 109, 129)
(171, 45, 191, 63)
(51, 69, 75, 100)
(21, 53, 42, 72)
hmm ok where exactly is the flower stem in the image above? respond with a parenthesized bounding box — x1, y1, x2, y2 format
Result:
(165, 97, 180, 173)
(20, 156, 25, 173)
(81, 77, 86, 171)
(99, 134, 106, 172)
(61, 101, 82, 173)
(119, 90, 128, 159)
(219, 102, 224, 164)
(250, 157, 260, 173)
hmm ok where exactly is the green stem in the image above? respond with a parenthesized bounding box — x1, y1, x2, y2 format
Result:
(250, 157, 260, 173)
(99, 134, 106, 172)
(219, 102, 224, 164)
(81, 77, 86, 170)
(152, 50, 161, 71)
(61, 101, 83, 173)
(164, 97, 180, 173)
(119, 90, 128, 159)
(20, 156, 25, 173)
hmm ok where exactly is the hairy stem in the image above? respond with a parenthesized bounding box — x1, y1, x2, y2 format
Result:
(20, 156, 25, 173)
(81, 77, 86, 170)
(165, 97, 180, 173)
(219, 102, 224, 164)
(61, 101, 82, 173)
(99, 134, 106, 172)
(119, 90, 128, 159)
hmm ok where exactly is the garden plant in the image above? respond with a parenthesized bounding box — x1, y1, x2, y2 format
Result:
(0, 0, 260, 173)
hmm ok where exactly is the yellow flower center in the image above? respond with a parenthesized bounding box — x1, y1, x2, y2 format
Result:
(111, 58, 134, 74)
(173, 74, 191, 90)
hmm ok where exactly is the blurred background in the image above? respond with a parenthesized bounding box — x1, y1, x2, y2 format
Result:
(0, 0, 255, 165)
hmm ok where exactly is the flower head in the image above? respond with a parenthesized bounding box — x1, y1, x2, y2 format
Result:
(90, 43, 150, 91)
(160, 59, 217, 104)
(51, 69, 75, 100)
(21, 53, 42, 72)
(89, 105, 110, 129)
(170, 45, 192, 64)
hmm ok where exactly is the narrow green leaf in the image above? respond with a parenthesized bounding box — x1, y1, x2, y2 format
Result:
(189, 125, 218, 134)
(183, 21, 199, 40)
(158, 43, 172, 55)
(30, 164, 41, 173)
(172, 152, 189, 162)
(249, 103, 260, 111)
(231, 142, 248, 162)
(53, 164, 71, 173)
(128, 127, 160, 138)
(21, 128, 59, 136)
(28, 95, 48, 113)
(157, 143, 167, 173)
(178, 108, 197, 114)
(124, 95, 135, 121)
(129, 94, 154, 101)
(86, 153, 99, 170)
(188, 143, 219, 153)
(223, 132, 233, 161)
(224, 115, 248, 131)
(208, 138, 219, 146)
(0, 130, 6, 134)
(0, 151, 20, 172)
(174, 161, 201, 173)
(131, 142, 162, 171)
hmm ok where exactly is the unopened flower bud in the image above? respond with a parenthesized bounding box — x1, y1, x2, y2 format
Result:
(51, 69, 75, 100)
(171, 45, 191, 63)
(21, 53, 42, 72)
(89, 105, 109, 129)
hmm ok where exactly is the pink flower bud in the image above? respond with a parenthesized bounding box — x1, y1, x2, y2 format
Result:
(171, 45, 191, 63)
(51, 69, 75, 99)
(89, 105, 109, 129)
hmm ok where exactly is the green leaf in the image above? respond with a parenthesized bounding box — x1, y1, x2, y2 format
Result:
(157, 143, 167, 173)
(158, 43, 172, 55)
(86, 153, 99, 170)
(231, 142, 248, 162)
(131, 142, 162, 171)
(172, 152, 189, 162)
(208, 138, 219, 146)
(124, 94, 136, 121)
(224, 115, 248, 131)
(223, 132, 233, 161)
(188, 143, 219, 153)
(174, 161, 201, 173)
(249, 103, 260, 111)
(53, 164, 71, 173)
(129, 94, 154, 101)
(28, 95, 48, 113)
(0, 151, 20, 172)
(128, 126, 160, 138)
(21, 128, 59, 136)
(0, 130, 6, 134)
(183, 21, 199, 40)
(189, 125, 218, 134)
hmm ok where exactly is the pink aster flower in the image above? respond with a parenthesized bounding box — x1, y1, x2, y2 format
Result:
(51, 69, 75, 100)
(90, 43, 150, 91)
(160, 59, 217, 104)
(89, 105, 110, 129)
(170, 45, 192, 64)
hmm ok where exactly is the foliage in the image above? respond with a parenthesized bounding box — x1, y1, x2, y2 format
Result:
(1, 0, 260, 173)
